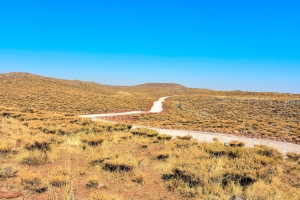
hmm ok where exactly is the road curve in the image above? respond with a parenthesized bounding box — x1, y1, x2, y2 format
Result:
(79, 96, 300, 155)
(149, 96, 168, 113)
(78, 96, 168, 118)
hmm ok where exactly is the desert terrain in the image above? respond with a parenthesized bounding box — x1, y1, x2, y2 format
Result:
(0, 72, 299, 199)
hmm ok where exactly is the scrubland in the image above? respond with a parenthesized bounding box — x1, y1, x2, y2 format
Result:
(0, 72, 300, 199)
(0, 113, 299, 199)
(111, 92, 300, 144)
(0, 73, 159, 114)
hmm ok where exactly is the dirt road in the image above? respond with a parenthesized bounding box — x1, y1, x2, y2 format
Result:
(79, 96, 300, 155)
(132, 125, 300, 155)
(79, 96, 168, 118)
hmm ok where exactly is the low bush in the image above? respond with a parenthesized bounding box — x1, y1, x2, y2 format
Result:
(132, 173, 144, 184)
(286, 152, 300, 161)
(86, 177, 99, 188)
(130, 128, 159, 137)
(254, 145, 283, 160)
(113, 123, 132, 132)
(229, 140, 245, 147)
(48, 168, 70, 187)
(163, 162, 202, 198)
(103, 160, 135, 172)
(165, 179, 199, 198)
(157, 134, 172, 140)
(0, 140, 15, 154)
(81, 135, 104, 146)
(20, 151, 48, 166)
(172, 139, 198, 149)
(0, 165, 18, 180)
(176, 135, 192, 140)
(90, 156, 111, 166)
(23, 136, 51, 151)
(19, 172, 47, 193)
(156, 152, 170, 161)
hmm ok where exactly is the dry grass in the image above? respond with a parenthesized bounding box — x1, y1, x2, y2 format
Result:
(23, 135, 52, 151)
(0, 115, 299, 199)
(157, 134, 172, 141)
(19, 171, 47, 193)
(85, 176, 99, 188)
(155, 152, 170, 161)
(130, 128, 159, 137)
(286, 152, 300, 161)
(2, 72, 300, 143)
(103, 160, 135, 172)
(0, 72, 181, 115)
(0, 140, 15, 154)
(176, 135, 193, 140)
(125, 93, 300, 143)
(229, 140, 245, 147)
(88, 192, 123, 200)
(0, 72, 300, 199)
(0, 164, 18, 180)
(48, 168, 70, 187)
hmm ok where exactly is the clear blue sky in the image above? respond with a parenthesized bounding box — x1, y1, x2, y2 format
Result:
(1, 0, 299, 93)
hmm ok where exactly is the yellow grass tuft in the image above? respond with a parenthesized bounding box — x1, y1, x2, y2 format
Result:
(19, 171, 47, 193)
(0, 140, 15, 154)
(0, 164, 18, 180)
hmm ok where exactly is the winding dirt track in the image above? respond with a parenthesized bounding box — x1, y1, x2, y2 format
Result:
(79, 97, 300, 155)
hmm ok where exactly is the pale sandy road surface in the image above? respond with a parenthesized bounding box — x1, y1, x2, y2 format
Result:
(149, 96, 168, 112)
(78, 96, 168, 118)
(79, 96, 300, 155)
(133, 125, 300, 155)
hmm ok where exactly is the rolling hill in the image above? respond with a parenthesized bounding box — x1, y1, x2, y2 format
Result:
(0, 72, 299, 199)
(0, 72, 169, 114)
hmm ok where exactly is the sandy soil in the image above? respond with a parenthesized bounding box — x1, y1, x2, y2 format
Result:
(79, 96, 300, 155)
(133, 125, 300, 155)
(149, 96, 168, 113)
(79, 110, 146, 118)
(79, 96, 168, 118)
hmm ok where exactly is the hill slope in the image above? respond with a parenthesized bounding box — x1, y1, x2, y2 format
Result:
(0, 72, 162, 114)
(1, 72, 300, 143)
(0, 72, 299, 199)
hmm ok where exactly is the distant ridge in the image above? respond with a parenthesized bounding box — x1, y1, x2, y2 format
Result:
(2, 73, 186, 89)
(135, 82, 186, 88)
(0, 72, 189, 114)
(1, 72, 40, 78)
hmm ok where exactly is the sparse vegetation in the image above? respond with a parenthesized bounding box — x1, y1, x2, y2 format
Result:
(19, 171, 47, 193)
(111, 93, 300, 144)
(130, 128, 159, 137)
(229, 140, 245, 147)
(0, 72, 299, 199)
(157, 133, 172, 141)
(1, 114, 299, 199)
(286, 152, 300, 161)
(0, 164, 18, 180)
(0, 140, 15, 154)
(86, 177, 99, 188)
